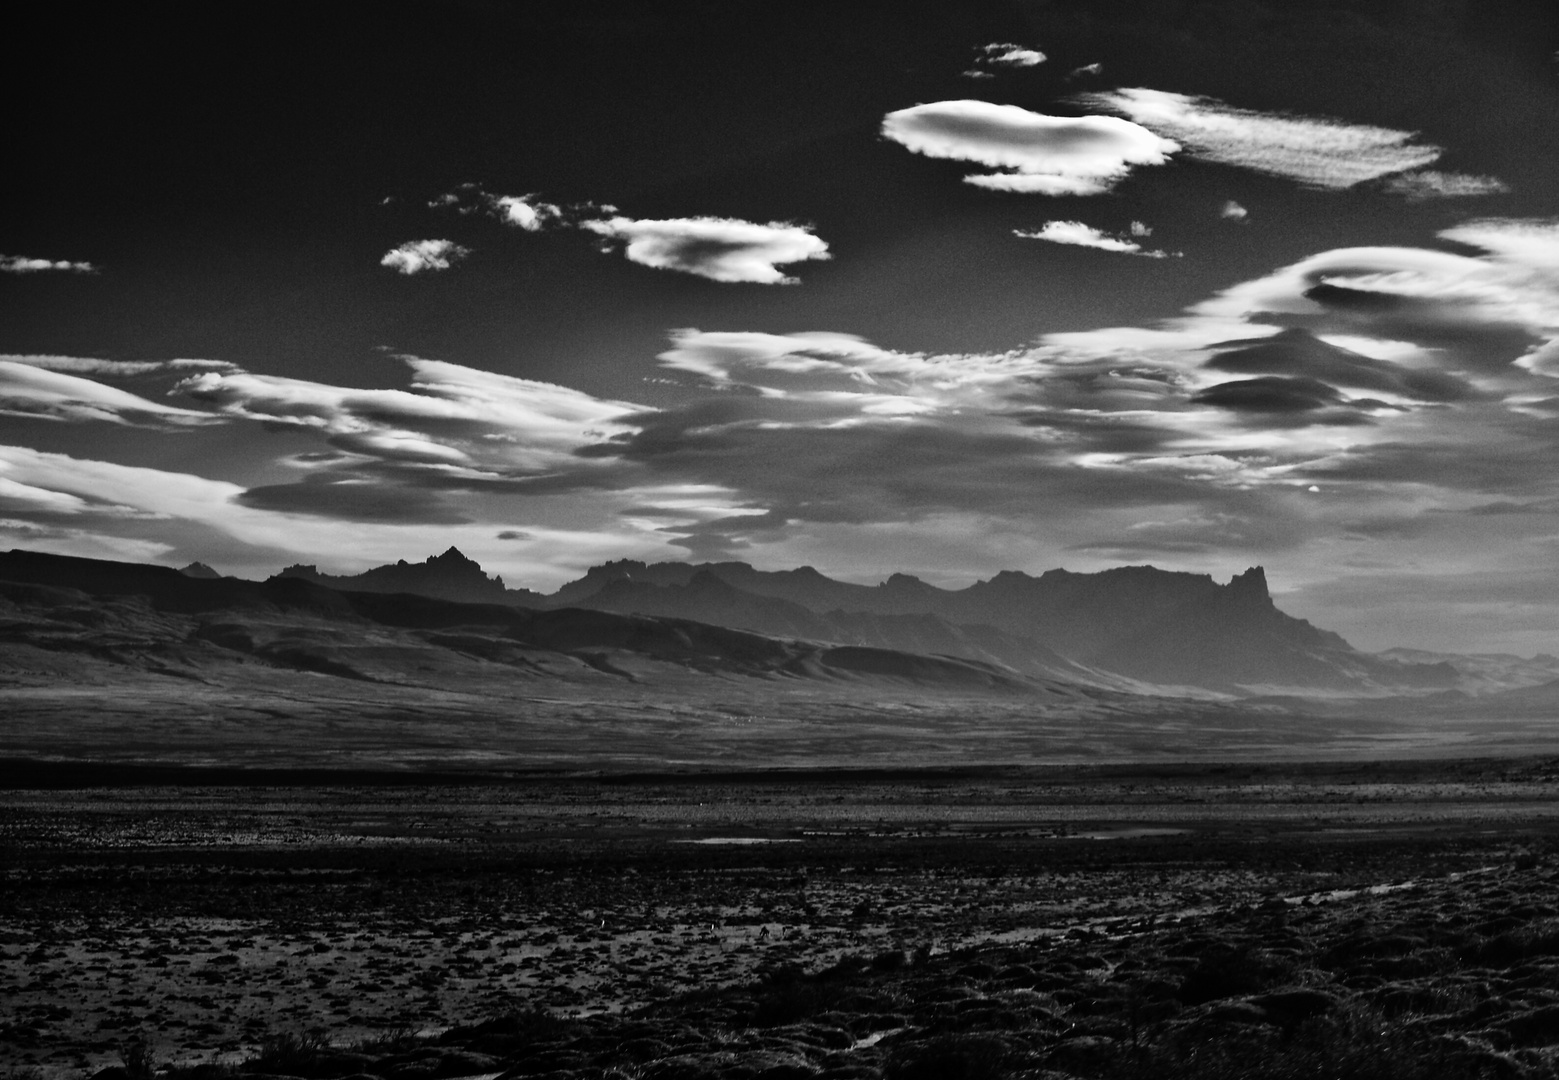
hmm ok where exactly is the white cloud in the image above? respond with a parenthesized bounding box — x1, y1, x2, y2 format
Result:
(0, 443, 676, 587)
(881, 100, 1178, 196)
(973, 43, 1046, 68)
(492, 194, 563, 231)
(0, 517, 175, 564)
(379, 239, 471, 274)
(0, 354, 235, 377)
(1079, 87, 1442, 189)
(1221, 200, 1249, 222)
(1517, 338, 1559, 378)
(1440, 218, 1559, 273)
(580, 216, 831, 284)
(0, 360, 218, 425)
(1381, 171, 1510, 201)
(1014, 221, 1175, 258)
(0, 254, 97, 274)
(177, 354, 645, 474)
(430, 184, 573, 230)
(1068, 63, 1103, 79)
(0, 445, 246, 522)
(1184, 224, 1559, 357)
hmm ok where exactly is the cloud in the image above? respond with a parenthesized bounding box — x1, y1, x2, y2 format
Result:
(1220, 201, 1249, 222)
(0, 360, 218, 426)
(380, 239, 471, 274)
(1068, 63, 1103, 80)
(1078, 88, 1442, 189)
(236, 477, 473, 524)
(1176, 226, 1559, 375)
(1189, 375, 1368, 418)
(177, 356, 644, 476)
(430, 183, 600, 231)
(1203, 329, 1482, 403)
(580, 216, 831, 284)
(1014, 220, 1176, 258)
(427, 185, 822, 283)
(492, 194, 563, 231)
(1380, 171, 1510, 201)
(0, 254, 97, 274)
(0, 442, 675, 588)
(964, 42, 1046, 76)
(0, 354, 235, 377)
(880, 100, 1178, 196)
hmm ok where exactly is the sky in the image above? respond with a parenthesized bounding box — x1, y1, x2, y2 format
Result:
(5, 0, 1559, 655)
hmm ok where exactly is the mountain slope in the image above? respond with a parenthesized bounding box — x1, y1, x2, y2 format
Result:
(548, 560, 1454, 693)
(0, 549, 1067, 697)
(568, 569, 1111, 686)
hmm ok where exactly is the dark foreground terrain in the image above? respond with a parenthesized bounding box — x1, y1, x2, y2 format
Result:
(7, 759, 1559, 1079)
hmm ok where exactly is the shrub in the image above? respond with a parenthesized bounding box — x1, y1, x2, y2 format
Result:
(1115, 1006, 1501, 1079)
(750, 973, 848, 1026)
(120, 1042, 157, 1079)
(245, 1030, 331, 1074)
(1178, 944, 1295, 1005)
(436, 1005, 576, 1054)
(884, 1033, 1009, 1080)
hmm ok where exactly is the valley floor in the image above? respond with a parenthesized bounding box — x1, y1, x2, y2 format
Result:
(5, 759, 1559, 1078)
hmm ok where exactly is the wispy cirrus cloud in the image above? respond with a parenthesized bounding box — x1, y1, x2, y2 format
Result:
(1014, 220, 1176, 258)
(881, 100, 1178, 196)
(580, 216, 831, 284)
(1, 254, 98, 274)
(380, 239, 471, 274)
(1078, 87, 1442, 189)
(0, 354, 235, 377)
(177, 356, 643, 473)
(1380, 170, 1510, 201)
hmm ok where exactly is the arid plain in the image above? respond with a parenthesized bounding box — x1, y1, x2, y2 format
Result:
(7, 760, 1559, 1079)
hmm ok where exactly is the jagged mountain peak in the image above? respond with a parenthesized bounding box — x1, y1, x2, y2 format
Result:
(1227, 565, 1269, 599)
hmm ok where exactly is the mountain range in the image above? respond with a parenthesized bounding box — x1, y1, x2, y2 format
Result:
(7, 546, 1559, 769)
(274, 547, 1464, 695)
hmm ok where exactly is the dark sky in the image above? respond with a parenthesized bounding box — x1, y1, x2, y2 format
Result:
(4, 0, 1559, 654)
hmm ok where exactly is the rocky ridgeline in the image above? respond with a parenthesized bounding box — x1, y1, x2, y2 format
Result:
(267, 549, 1460, 694)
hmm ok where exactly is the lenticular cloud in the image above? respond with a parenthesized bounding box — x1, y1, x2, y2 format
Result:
(1014, 221, 1173, 258)
(1079, 88, 1441, 190)
(581, 216, 830, 284)
(881, 100, 1178, 196)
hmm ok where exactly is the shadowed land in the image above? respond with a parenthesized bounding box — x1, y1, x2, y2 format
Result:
(6, 762, 1559, 1078)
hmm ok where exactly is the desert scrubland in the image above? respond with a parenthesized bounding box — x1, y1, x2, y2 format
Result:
(6, 761, 1559, 1079)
